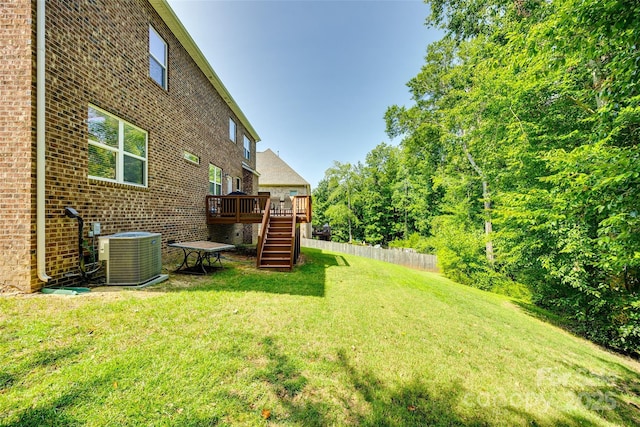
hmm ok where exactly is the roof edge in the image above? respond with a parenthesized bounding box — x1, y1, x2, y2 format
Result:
(242, 162, 260, 176)
(149, 0, 260, 143)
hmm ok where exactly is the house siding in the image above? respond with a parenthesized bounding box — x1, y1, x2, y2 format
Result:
(0, 0, 258, 292)
(0, 0, 33, 292)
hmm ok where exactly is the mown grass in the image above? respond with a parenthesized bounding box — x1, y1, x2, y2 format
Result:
(1, 248, 639, 426)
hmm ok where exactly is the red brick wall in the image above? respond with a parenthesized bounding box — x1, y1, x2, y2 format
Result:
(1, 0, 257, 291)
(0, 0, 33, 293)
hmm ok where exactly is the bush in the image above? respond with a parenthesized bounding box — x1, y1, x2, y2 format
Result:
(581, 291, 640, 358)
(431, 216, 487, 285)
(389, 232, 435, 254)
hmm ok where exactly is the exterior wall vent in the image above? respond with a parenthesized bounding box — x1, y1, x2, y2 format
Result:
(98, 232, 162, 285)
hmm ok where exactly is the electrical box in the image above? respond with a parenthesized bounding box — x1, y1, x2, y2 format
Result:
(92, 222, 101, 236)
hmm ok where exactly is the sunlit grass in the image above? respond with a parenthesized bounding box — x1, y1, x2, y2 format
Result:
(1, 248, 639, 426)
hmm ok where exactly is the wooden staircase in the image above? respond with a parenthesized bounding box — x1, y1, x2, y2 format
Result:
(258, 215, 296, 270)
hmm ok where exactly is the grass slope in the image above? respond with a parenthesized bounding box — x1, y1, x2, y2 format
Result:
(1, 248, 639, 426)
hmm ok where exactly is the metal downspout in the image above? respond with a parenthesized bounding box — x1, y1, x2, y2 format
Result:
(37, 0, 51, 283)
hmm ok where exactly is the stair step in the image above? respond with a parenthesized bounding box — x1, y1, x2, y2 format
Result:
(263, 250, 291, 254)
(261, 260, 291, 265)
(261, 254, 291, 259)
(264, 245, 291, 250)
(256, 214, 297, 271)
(258, 265, 292, 271)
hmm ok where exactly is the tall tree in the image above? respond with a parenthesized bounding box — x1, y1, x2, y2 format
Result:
(322, 161, 361, 243)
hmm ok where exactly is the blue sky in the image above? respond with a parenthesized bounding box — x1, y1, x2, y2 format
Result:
(167, 0, 441, 188)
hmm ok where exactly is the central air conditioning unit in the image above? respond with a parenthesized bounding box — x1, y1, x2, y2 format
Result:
(98, 232, 164, 285)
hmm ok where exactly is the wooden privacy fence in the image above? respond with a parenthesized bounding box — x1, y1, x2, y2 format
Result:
(301, 238, 439, 272)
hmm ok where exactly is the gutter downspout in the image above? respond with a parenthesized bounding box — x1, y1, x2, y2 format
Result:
(37, 0, 51, 283)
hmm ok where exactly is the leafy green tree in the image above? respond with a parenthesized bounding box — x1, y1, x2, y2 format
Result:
(311, 177, 331, 230)
(359, 143, 403, 245)
(321, 161, 362, 243)
(416, 0, 640, 354)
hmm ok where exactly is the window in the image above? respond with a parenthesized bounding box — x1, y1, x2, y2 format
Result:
(209, 164, 222, 195)
(88, 105, 147, 186)
(183, 151, 200, 165)
(235, 177, 242, 192)
(290, 190, 298, 197)
(229, 118, 236, 143)
(243, 135, 251, 160)
(149, 26, 167, 89)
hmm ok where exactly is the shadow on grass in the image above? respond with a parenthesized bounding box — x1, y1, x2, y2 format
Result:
(163, 248, 348, 298)
(513, 301, 640, 425)
(512, 300, 574, 332)
(556, 361, 640, 426)
(1, 366, 109, 427)
(0, 345, 85, 407)
(334, 350, 635, 427)
(335, 349, 490, 426)
(253, 336, 333, 425)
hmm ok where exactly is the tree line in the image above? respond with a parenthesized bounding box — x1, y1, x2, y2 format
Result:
(312, 0, 639, 356)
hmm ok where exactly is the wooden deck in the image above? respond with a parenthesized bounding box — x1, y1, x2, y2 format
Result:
(206, 195, 311, 225)
(206, 194, 311, 270)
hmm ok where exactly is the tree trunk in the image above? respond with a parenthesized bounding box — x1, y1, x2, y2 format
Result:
(482, 180, 494, 263)
(347, 184, 353, 243)
(462, 141, 494, 264)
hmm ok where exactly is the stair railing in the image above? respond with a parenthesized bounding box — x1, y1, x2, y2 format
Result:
(289, 213, 297, 269)
(256, 197, 271, 267)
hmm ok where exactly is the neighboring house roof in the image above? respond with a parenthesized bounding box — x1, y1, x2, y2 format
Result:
(256, 149, 310, 187)
(149, 0, 260, 143)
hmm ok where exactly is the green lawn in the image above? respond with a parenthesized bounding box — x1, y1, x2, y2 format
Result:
(1, 248, 639, 426)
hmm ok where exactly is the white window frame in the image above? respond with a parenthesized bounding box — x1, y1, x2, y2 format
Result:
(149, 25, 167, 89)
(243, 135, 251, 160)
(235, 177, 242, 192)
(229, 118, 237, 143)
(209, 164, 222, 195)
(88, 105, 148, 187)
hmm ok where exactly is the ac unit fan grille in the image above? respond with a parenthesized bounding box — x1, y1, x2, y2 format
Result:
(100, 232, 162, 285)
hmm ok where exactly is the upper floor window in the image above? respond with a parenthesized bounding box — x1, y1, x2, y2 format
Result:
(88, 105, 148, 187)
(149, 26, 167, 89)
(229, 118, 237, 143)
(243, 135, 251, 160)
(209, 164, 222, 195)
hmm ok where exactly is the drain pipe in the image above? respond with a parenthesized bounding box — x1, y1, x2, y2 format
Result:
(36, 0, 51, 283)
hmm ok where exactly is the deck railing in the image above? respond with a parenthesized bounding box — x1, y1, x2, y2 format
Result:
(206, 194, 312, 224)
(206, 195, 269, 224)
(292, 196, 312, 223)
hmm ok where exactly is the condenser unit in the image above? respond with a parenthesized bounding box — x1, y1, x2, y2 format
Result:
(98, 232, 164, 285)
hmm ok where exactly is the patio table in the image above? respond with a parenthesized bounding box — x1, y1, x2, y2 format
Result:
(168, 241, 235, 274)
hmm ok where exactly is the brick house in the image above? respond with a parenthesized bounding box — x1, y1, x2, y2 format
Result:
(0, 0, 260, 292)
